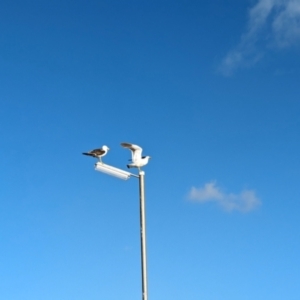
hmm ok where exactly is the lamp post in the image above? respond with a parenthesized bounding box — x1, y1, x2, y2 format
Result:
(94, 162, 149, 300)
(138, 170, 148, 300)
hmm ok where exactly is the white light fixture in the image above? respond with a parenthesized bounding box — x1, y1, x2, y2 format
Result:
(95, 162, 132, 180)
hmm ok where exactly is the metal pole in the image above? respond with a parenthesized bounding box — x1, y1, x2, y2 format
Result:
(139, 170, 148, 300)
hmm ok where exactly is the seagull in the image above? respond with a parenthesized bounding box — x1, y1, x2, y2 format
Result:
(82, 145, 110, 163)
(121, 142, 151, 170)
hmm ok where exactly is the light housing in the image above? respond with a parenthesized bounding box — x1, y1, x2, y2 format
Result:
(95, 162, 132, 180)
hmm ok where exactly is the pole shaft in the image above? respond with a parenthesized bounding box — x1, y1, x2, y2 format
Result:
(139, 171, 148, 300)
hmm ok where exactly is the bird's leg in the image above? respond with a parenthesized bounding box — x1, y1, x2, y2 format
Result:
(99, 157, 103, 164)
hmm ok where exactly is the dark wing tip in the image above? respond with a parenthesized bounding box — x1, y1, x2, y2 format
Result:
(121, 142, 132, 148)
(82, 152, 93, 156)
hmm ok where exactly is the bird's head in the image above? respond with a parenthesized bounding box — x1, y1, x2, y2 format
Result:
(103, 145, 110, 151)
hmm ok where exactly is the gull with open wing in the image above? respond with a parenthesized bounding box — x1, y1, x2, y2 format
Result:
(121, 142, 151, 170)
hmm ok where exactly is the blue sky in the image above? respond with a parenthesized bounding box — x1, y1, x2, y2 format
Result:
(1, 0, 300, 299)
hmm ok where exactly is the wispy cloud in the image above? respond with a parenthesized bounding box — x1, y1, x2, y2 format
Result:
(188, 182, 261, 213)
(219, 0, 300, 75)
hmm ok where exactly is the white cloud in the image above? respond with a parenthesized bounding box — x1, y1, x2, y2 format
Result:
(272, 0, 300, 46)
(219, 0, 300, 75)
(188, 182, 261, 212)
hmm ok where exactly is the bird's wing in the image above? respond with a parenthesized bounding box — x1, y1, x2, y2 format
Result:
(90, 148, 106, 156)
(82, 148, 105, 157)
(121, 142, 143, 161)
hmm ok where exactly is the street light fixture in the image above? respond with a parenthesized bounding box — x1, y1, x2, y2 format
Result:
(88, 149, 149, 300)
(95, 162, 137, 180)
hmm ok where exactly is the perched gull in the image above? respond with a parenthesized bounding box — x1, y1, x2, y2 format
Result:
(121, 142, 151, 170)
(82, 145, 110, 163)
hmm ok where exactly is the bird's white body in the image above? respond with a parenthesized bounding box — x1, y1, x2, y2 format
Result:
(127, 156, 151, 168)
(121, 142, 151, 170)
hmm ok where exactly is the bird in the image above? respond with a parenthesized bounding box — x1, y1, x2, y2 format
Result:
(82, 145, 110, 163)
(121, 142, 151, 170)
